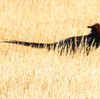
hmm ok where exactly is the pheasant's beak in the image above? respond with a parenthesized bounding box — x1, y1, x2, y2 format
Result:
(87, 25, 93, 28)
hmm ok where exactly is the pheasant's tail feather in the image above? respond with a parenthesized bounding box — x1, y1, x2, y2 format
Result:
(0, 40, 55, 50)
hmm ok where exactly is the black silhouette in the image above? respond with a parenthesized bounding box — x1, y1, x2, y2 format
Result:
(1, 23, 100, 55)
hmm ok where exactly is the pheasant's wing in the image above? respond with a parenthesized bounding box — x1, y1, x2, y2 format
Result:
(58, 35, 93, 50)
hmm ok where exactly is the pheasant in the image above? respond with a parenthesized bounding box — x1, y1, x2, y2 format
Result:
(1, 23, 100, 55)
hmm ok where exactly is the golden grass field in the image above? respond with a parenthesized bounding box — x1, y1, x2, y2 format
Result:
(0, 0, 100, 98)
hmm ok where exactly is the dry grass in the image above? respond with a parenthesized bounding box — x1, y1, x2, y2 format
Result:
(0, 0, 100, 98)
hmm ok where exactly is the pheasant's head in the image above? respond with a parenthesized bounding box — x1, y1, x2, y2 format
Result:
(88, 23, 100, 34)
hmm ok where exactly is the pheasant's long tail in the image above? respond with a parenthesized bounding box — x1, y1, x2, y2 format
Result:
(0, 40, 57, 50)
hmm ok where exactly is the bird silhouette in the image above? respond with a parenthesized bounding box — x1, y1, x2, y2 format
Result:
(1, 23, 100, 55)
